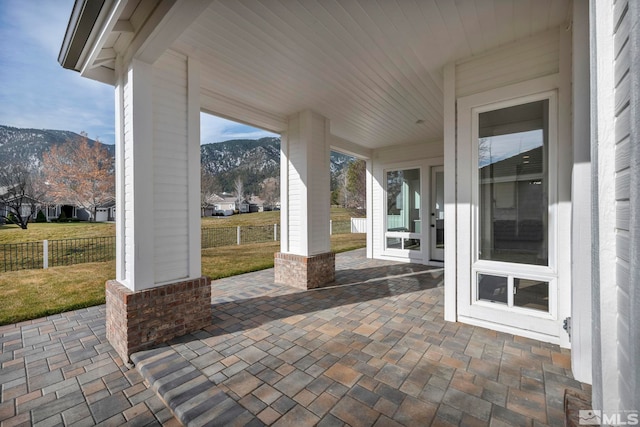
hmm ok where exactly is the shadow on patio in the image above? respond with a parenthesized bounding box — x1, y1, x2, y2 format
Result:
(130, 249, 590, 427)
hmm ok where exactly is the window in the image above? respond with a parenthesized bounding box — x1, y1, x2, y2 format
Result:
(385, 168, 421, 251)
(478, 100, 549, 266)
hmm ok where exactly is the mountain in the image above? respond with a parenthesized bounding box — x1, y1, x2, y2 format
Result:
(201, 137, 355, 195)
(0, 125, 114, 167)
(0, 125, 355, 196)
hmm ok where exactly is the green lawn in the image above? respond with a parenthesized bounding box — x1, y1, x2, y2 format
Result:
(0, 218, 366, 324)
(0, 222, 115, 243)
(0, 207, 362, 243)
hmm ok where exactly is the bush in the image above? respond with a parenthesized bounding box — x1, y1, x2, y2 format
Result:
(7, 212, 18, 224)
(36, 210, 47, 223)
(58, 211, 69, 223)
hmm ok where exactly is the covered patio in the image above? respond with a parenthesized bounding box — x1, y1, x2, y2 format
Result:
(0, 250, 589, 426)
(56, 0, 640, 421)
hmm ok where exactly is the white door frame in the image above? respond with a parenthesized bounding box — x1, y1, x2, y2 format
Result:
(456, 75, 567, 344)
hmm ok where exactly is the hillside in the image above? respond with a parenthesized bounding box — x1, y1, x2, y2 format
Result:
(201, 137, 354, 195)
(0, 125, 355, 196)
(0, 125, 114, 167)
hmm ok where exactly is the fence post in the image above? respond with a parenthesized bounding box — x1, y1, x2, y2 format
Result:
(330, 220, 333, 235)
(237, 226, 241, 245)
(43, 240, 48, 269)
(274, 224, 277, 241)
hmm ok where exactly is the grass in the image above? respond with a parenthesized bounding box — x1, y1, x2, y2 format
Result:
(0, 233, 366, 325)
(0, 207, 362, 243)
(0, 222, 115, 243)
(0, 261, 114, 325)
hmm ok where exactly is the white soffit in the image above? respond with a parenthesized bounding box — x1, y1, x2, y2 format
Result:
(171, 0, 570, 149)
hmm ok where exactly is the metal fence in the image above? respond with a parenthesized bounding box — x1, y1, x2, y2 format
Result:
(1, 220, 362, 272)
(0, 237, 116, 273)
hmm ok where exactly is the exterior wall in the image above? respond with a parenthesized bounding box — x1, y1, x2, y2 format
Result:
(591, 0, 640, 412)
(447, 27, 573, 346)
(370, 142, 444, 264)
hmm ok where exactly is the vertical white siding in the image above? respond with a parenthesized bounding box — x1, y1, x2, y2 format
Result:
(152, 51, 189, 282)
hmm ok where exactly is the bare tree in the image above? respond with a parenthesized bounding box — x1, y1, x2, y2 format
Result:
(42, 133, 114, 221)
(0, 163, 45, 229)
(260, 176, 279, 209)
(233, 176, 245, 210)
(201, 170, 220, 215)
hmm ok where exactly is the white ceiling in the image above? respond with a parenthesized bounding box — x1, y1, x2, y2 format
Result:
(136, 0, 571, 149)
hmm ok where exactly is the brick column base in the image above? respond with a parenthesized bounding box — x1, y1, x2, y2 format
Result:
(106, 277, 211, 363)
(274, 252, 335, 289)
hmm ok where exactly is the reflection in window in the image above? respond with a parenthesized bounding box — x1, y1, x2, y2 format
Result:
(386, 169, 421, 233)
(514, 278, 549, 312)
(478, 100, 549, 266)
(478, 274, 508, 305)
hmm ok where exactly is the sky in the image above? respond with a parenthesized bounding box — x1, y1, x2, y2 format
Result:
(0, 0, 277, 145)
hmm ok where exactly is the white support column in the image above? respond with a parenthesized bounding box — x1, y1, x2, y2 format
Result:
(443, 62, 457, 322)
(107, 52, 209, 363)
(276, 110, 334, 289)
(570, 0, 592, 384)
(365, 159, 374, 259)
(281, 110, 331, 256)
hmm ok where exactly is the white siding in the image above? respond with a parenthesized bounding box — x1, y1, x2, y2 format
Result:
(283, 111, 330, 257)
(612, 0, 634, 406)
(455, 29, 560, 98)
(286, 116, 304, 254)
(152, 51, 189, 282)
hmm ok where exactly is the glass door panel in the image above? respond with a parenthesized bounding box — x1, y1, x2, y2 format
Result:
(430, 166, 444, 261)
(385, 168, 421, 253)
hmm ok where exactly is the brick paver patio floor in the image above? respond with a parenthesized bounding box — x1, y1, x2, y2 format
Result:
(1, 249, 590, 426)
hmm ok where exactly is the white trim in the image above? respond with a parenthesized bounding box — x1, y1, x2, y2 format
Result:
(128, 58, 155, 290)
(187, 56, 201, 279)
(279, 131, 289, 253)
(458, 315, 561, 345)
(443, 62, 457, 322)
(592, 0, 620, 410)
(114, 57, 126, 283)
(366, 159, 374, 259)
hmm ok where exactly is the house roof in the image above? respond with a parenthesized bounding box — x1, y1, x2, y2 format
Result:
(60, 0, 571, 149)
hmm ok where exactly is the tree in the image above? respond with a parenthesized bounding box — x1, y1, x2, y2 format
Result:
(201, 169, 220, 214)
(0, 163, 45, 229)
(344, 159, 366, 209)
(260, 176, 279, 208)
(42, 133, 114, 222)
(233, 176, 245, 209)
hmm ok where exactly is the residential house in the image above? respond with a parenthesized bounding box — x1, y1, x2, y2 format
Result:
(59, 0, 639, 414)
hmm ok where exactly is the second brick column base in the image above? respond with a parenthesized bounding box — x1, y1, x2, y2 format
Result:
(274, 252, 335, 289)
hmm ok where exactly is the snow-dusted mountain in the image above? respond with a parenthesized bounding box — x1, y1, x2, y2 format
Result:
(0, 125, 114, 168)
(0, 125, 354, 196)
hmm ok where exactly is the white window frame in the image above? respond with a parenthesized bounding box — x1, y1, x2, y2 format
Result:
(383, 165, 424, 260)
